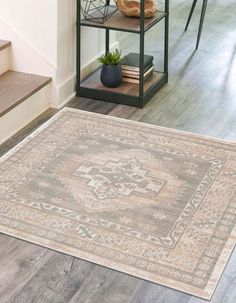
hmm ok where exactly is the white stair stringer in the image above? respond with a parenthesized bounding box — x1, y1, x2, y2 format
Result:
(0, 41, 10, 75)
(0, 84, 51, 145)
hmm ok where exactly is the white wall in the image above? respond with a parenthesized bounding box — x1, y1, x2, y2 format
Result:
(0, 0, 117, 107)
(56, 0, 117, 87)
(0, 18, 55, 77)
(0, 0, 57, 67)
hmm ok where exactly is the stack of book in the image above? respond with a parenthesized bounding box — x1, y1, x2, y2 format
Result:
(121, 53, 154, 84)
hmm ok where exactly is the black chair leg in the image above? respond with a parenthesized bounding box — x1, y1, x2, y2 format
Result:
(185, 0, 198, 31)
(196, 0, 208, 49)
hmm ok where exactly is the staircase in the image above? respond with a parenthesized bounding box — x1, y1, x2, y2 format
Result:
(0, 39, 52, 144)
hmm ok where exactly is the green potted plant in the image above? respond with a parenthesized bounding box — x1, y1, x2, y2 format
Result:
(98, 49, 122, 88)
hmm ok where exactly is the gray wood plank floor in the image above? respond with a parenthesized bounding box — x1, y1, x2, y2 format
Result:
(1, 0, 236, 302)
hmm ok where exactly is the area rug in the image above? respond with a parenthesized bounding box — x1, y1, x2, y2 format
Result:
(0, 108, 236, 300)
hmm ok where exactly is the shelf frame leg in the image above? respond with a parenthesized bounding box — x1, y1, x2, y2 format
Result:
(164, 0, 169, 81)
(76, 0, 81, 96)
(105, 0, 110, 54)
(138, 0, 145, 108)
(105, 29, 110, 54)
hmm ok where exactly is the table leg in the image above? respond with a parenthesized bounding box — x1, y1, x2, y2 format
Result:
(196, 0, 208, 49)
(185, 0, 198, 31)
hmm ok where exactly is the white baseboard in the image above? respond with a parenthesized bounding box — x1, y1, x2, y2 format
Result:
(53, 92, 76, 109)
(0, 85, 50, 145)
(50, 75, 76, 108)
(0, 48, 9, 75)
(50, 41, 120, 108)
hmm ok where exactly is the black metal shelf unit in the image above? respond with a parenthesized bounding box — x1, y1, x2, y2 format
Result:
(76, 0, 169, 108)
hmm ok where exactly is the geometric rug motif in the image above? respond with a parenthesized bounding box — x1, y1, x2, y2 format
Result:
(0, 107, 236, 300)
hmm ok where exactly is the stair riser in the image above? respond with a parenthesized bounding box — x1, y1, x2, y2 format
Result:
(0, 48, 9, 75)
(0, 85, 50, 145)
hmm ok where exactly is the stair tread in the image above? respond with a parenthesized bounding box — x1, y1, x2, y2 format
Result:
(0, 39, 11, 51)
(0, 71, 51, 118)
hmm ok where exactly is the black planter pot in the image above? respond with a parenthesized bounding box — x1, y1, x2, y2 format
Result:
(100, 64, 122, 88)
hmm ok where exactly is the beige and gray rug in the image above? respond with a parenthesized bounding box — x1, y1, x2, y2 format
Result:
(0, 108, 236, 299)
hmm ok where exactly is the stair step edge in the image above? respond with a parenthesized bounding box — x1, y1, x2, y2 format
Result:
(0, 40, 11, 51)
(0, 71, 52, 118)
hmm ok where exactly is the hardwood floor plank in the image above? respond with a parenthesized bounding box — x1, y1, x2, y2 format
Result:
(10, 254, 95, 303)
(128, 282, 190, 303)
(0, 235, 53, 303)
(108, 104, 138, 119)
(66, 97, 117, 114)
(69, 267, 141, 303)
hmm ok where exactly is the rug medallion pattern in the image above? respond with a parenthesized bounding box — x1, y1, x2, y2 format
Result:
(0, 108, 236, 299)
